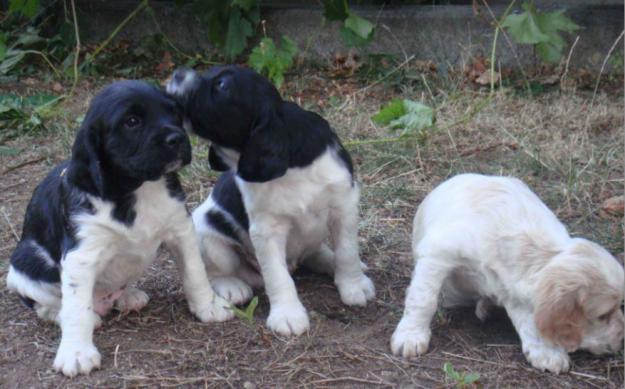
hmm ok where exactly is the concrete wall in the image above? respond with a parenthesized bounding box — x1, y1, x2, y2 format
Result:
(77, 1, 624, 70)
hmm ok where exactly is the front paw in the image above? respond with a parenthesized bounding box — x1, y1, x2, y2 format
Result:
(390, 320, 431, 358)
(115, 287, 150, 313)
(267, 302, 310, 336)
(336, 275, 376, 306)
(211, 277, 253, 305)
(523, 345, 570, 373)
(189, 294, 234, 322)
(53, 341, 101, 377)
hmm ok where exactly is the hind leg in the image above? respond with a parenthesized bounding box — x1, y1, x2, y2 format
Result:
(301, 243, 335, 276)
(199, 233, 253, 305)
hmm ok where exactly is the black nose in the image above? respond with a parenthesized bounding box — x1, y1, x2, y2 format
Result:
(165, 132, 184, 148)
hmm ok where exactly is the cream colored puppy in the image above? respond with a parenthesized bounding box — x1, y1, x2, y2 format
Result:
(391, 173, 624, 373)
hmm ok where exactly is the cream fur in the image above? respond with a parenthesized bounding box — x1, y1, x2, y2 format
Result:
(391, 173, 624, 373)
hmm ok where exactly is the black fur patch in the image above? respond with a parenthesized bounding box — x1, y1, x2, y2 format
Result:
(9, 80, 192, 309)
(206, 210, 241, 244)
(165, 173, 186, 202)
(173, 65, 354, 183)
(210, 171, 249, 231)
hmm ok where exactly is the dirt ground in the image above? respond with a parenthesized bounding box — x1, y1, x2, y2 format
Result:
(0, 72, 623, 388)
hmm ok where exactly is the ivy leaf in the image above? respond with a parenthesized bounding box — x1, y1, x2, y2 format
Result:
(322, 0, 348, 21)
(501, 3, 550, 44)
(502, 1, 580, 63)
(232, 0, 256, 12)
(372, 99, 405, 126)
(344, 12, 374, 41)
(8, 0, 40, 19)
(224, 7, 253, 60)
(249, 36, 298, 88)
(390, 100, 434, 137)
(464, 372, 481, 384)
(372, 99, 435, 141)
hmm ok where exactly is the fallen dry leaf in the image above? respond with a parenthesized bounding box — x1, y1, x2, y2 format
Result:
(599, 195, 624, 218)
(155, 51, 175, 74)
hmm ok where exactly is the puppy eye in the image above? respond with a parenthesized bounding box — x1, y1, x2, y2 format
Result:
(124, 115, 142, 129)
(215, 78, 228, 92)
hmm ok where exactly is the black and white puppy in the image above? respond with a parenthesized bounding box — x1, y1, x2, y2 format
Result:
(6, 81, 233, 377)
(167, 66, 375, 336)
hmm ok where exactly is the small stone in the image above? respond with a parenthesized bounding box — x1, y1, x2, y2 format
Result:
(243, 381, 256, 389)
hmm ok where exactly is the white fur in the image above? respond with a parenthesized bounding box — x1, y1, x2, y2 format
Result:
(391, 174, 624, 373)
(194, 148, 375, 336)
(8, 178, 233, 377)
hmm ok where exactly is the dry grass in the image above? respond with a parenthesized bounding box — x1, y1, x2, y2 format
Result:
(0, 71, 623, 388)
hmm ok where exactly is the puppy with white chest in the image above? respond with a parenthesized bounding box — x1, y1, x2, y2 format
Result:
(167, 65, 375, 336)
(391, 173, 624, 373)
(6, 81, 233, 377)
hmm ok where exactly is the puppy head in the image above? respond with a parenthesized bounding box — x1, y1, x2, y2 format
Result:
(167, 66, 288, 182)
(534, 239, 624, 354)
(69, 80, 190, 196)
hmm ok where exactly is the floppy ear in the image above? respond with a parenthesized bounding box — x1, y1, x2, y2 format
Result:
(237, 108, 289, 183)
(67, 122, 105, 196)
(534, 270, 587, 352)
(208, 145, 231, 172)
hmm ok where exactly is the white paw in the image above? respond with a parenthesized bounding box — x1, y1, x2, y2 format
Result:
(390, 320, 431, 358)
(53, 341, 101, 377)
(267, 302, 310, 336)
(189, 294, 234, 322)
(336, 275, 376, 306)
(211, 277, 253, 305)
(115, 288, 149, 313)
(524, 345, 570, 373)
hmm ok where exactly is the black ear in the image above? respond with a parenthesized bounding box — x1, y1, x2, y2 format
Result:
(208, 145, 232, 172)
(237, 108, 289, 183)
(67, 122, 105, 196)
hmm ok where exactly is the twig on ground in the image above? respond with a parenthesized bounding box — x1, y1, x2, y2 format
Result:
(357, 55, 415, 94)
(2, 156, 45, 175)
(569, 371, 609, 381)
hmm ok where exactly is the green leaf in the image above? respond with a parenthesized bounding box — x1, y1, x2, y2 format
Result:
(224, 7, 253, 60)
(13, 27, 44, 48)
(501, 3, 550, 44)
(248, 36, 298, 88)
(344, 12, 374, 40)
(232, 0, 257, 12)
(535, 41, 562, 63)
(372, 99, 405, 125)
(390, 100, 434, 136)
(463, 372, 480, 384)
(537, 9, 579, 34)
(231, 296, 258, 325)
(502, 2, 580, 63)
(322, 0, 348, 21)
(0, 51, 26, 75)
(8, 0, 40, 19)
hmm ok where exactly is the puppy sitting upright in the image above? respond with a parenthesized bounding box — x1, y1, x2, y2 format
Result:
(6, 81, 233, 377)
(167, 66, 375, 336)
(391, 173, 624, 373)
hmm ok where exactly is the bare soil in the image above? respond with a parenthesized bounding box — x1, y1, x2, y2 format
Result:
(0, 73, 623, 388)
